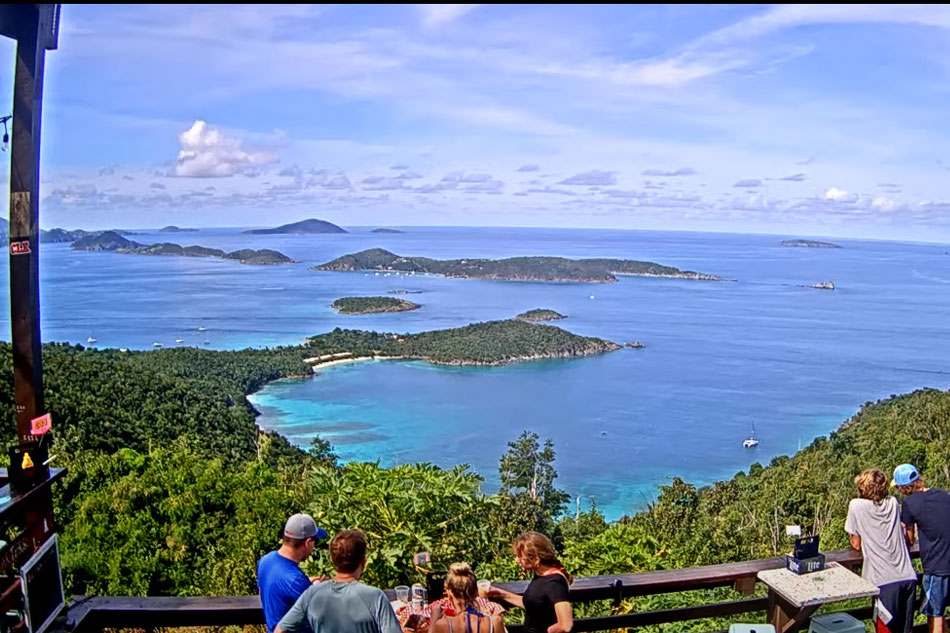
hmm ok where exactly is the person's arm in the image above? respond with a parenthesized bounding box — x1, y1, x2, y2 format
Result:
(849, 534, 862, 551)
(547, 601, 573, 633)
(276, 587, 312, 633)
(844, 502, 860, 551)
(903, 523, 916, 548)
(374, 591, 404, 633)
(488, 586, 524, 609)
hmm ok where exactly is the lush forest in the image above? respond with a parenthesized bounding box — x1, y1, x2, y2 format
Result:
(331, 296, 421, 314)
(312, 248, 719, 282)
(1, 338, 947, 632)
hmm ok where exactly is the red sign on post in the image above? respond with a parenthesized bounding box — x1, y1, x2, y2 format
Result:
(30, 413, 51, 436)
(10, 240, 31, 255)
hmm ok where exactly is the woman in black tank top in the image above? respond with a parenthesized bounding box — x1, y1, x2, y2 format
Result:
(489, 532, 573, 633)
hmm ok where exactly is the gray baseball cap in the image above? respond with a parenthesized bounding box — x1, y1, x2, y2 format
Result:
(281, 513, 328, 540)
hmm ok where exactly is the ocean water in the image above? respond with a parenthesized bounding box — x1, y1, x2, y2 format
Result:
(4, 227, 950, 519)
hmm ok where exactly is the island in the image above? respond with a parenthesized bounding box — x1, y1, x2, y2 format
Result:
(516, 309, 566, 322)
(388, 289, 424, 295)
(312, 248, 719, 283)
(304, 319, 621, 366)
(160, 225, 199, 233)
(780, 239, 842, 248)
(812, 281, 836, 290)
(371, 228, 405, 234)
(625, 341, 645, 349)
(241, 218, 347, 235)
(331, 296, 421, 315)
(71, 231, 295, 265)
(41, 228, 139, 243)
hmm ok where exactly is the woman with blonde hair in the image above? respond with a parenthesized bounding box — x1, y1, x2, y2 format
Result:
(431, 562, 506, 633)
(489, 532, 573, 633)
(845, 468, 917, 633)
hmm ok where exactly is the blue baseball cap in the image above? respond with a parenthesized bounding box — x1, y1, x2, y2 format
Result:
(892, 463, 920, 487)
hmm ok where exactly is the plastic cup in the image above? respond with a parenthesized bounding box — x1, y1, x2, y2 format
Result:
(396, 585, 410, 603)
(411, 584, 426, 611)
(477, 580, 491, 599)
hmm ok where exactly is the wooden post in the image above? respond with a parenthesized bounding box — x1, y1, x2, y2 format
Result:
(6, 5, 58, 472)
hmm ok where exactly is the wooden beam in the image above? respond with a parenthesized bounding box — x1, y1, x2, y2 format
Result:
(8, 4, 47, 454)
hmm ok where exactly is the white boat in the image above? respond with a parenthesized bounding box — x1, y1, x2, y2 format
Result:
(86, 334, 97, 344)
(175, 333, 184, 344)
(743, 422, 759, 448)
(152, 342, 164, 348)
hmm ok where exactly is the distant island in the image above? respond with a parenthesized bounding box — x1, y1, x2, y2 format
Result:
(780, 239, 842, 248)
(71, 231, 295, 265)
(388, 289, 424, 295)
(312, 248, 719, 283)
(305, 319, 621, 366)
(160, 225, 199, 233)
(331, 296, 421, 315)
(371, 228, 405, 234)
(41, 228, 138, 243)
(242, 218, 347, 235)
(516, 309, 566, 322)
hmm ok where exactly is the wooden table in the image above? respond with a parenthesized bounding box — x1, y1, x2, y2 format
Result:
(757, 563, 879, 633)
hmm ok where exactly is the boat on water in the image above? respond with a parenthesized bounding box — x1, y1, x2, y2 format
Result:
(86, 333, 97, 344)
(152, 342, 163, 348)
(743, 422, 759, 448)
(175, 332, 184, 344)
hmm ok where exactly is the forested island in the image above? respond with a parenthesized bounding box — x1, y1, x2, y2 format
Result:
(331, 296, 421, 314)
(40, 228, 138, 243)
(71, 231, 295, 265)
(313, 248, 719, 282)
(242, 218, 347, 234)
(780, 239, 842, 248)
(160, 225, 199, 233)
(307, 319, 620, 365)
(516, 309, 566, 322)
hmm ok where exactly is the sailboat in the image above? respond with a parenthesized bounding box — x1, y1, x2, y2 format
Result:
(86, 332, 97, 344)
(743, 422, 760, 448)
(175, 332, 184, 344)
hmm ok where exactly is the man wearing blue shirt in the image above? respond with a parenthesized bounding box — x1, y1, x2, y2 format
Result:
(258, 513, 328, 633)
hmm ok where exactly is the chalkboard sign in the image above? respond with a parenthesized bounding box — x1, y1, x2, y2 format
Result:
(19, 535, 64, 633)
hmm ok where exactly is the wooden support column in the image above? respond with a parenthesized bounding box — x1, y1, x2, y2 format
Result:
(6, 5, 58, 462)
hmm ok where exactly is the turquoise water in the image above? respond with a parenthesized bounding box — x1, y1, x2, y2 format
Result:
(5, 227, 950, 519)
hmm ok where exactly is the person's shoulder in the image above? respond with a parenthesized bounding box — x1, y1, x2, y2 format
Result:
(354, 581, 388, 599)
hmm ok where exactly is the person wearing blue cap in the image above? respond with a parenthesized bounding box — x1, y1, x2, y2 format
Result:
(258, 513, 329, 633)
(895, 464, 950, 633)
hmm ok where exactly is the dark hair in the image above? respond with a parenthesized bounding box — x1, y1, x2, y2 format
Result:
(512, 532, 572, 583)
(330, 530, 367, 573)
(855, 469, 887, 504)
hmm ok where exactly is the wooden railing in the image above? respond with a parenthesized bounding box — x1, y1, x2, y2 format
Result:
(65, 546, 925, 633)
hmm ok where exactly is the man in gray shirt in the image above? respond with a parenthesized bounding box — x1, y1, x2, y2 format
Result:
(276, 529, 402, 633)
(846, 468, 917, 633)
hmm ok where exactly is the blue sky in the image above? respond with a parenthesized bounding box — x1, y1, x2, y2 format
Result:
(3, 4, 950, 240)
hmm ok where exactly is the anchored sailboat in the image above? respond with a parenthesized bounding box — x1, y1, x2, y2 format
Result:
(743, 422, 759, 448)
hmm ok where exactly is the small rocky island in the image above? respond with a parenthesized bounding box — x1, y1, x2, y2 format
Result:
(812, 281, 836, 290)
(780, 239, 842, 248)
(305, 319, 621, 366)
(371, 228, 405, 234)
(71, 231, 295, 265)
(242, 218, 347, 235)
(331, 296, 421, 315)
(516, 309, 566, 322)
(160, 225, 199, 233)
(313, 248, 719, 283)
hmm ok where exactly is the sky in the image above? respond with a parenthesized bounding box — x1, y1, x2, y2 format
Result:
(3, 4, 950, 240)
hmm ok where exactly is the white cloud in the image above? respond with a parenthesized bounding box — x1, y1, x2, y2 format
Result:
(559, 170, 617, 186)
(173, 120, 278, 178)
(823, 187, 856, 202)
(734, 179, 762, 187)
(416, 4, 480, 28)
(642, 168, 697, 177)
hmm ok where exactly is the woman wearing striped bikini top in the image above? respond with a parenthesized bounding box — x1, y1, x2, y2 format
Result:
(431, 563, 506, 633)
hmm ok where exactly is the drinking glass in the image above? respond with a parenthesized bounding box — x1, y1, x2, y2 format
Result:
(396, 585, 410, 604)
(477, 580, 491, 599)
